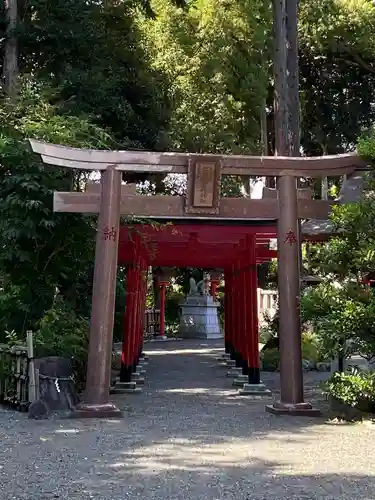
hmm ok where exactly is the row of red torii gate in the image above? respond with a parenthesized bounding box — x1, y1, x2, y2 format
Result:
(119, 222, 277, 385)
(29, 139, 366, 418)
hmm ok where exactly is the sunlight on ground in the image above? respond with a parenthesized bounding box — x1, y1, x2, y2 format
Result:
(161, 387, 235, 396)
(105, 431, 338, 476)
(103, 425, 372, 477)
(55, 428, 81, 434)
(144, 348, 222, 356)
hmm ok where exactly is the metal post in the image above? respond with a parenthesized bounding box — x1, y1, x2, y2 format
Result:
(74, 167, 122, 418)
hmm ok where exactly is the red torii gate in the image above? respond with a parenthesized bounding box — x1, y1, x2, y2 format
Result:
(117, 223, 277, 387)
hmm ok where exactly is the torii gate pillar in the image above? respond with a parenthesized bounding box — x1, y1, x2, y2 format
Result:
(266, 176, 312, 414)
(74, 167, 123, 418)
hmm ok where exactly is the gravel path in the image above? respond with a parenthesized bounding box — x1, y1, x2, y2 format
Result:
(0, 339, 374, 500)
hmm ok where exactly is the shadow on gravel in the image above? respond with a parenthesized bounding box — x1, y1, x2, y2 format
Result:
(2, 339, 372, 499)
(74, 459, 375, 499)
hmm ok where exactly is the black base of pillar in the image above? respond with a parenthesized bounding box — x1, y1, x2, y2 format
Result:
(247, 367, 260, 385)
(235, 352, 243, 368)
(119, 364, 133, 383)
(241, 360, 249, 375)
(132, 362, 137, 373)
(229, 344, 236, 359)
(225, 341, 231, 354)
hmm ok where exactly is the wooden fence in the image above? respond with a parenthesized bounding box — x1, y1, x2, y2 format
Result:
(143, 291, 277, 337)
(257, 289, 278, 325)
(144, 309, 161, 339)
(0, 344, 29, 411)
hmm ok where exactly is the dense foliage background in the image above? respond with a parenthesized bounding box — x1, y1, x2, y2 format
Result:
(2, 0, 375, 392)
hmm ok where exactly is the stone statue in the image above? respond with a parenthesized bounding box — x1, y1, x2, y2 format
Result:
(189, 275, 211, 296)
(189, 277, 199, 295)
(196, 279, 204, 295)
(202, 273, 211, 295)
(189, 274, 211, 296)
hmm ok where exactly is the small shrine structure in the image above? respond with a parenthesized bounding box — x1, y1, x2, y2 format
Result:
(179, 274, 222, 340)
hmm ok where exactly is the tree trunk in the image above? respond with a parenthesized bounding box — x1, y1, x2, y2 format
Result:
(272, 0, 304, 406)
(286, 0, 300, 156)
(3, 0, 19, 97)
(273, 0, 289, 156)
(260, 97, 268, 156)
(285, 0, 303, 277)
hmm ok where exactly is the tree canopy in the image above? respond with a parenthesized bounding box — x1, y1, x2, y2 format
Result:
(1, 0, 375, 347)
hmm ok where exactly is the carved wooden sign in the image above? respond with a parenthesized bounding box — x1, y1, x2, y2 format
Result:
(185, 158, 221, 215)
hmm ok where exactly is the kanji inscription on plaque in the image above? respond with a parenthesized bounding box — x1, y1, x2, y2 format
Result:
(193, 163, 216, 207)
(185, 158, 221, 215)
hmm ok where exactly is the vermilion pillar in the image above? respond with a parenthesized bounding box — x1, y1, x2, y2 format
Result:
(239, 249, 249, 377)
(233, 258, 243, 368)
(247, 235, 260, 384)
(131, 261, 141, 372)
(229, 262, 237, 361)
(211, 279, 219, 300)
(210, 270, 221, 301)
(120, 263, 136, 382)
(224, 269, 231, 354)
(158, 280, 168, 337)
(138, 261, 148, 359)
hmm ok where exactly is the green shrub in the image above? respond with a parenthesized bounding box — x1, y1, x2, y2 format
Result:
(33, 298, 89, 389)
(323, 367, 375, 411)
(261, 348, 279, 371)
(301, 283, 375, 364)
(301, 332, 323, 364)
(259, 326, 273, 345)
(165, 289, 184, 334)
(260, 331, 325, 371)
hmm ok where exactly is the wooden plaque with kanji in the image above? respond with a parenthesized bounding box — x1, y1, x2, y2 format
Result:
(185, 158, 221, 215)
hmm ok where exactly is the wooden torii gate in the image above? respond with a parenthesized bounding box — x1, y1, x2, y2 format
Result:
(29, 139, 365, 417)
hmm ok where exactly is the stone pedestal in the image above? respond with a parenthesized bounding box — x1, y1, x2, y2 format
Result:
(28, 356, 80, 420)
(179, 295, 222, 340)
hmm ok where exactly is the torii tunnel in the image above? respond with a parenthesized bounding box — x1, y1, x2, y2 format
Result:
(28, 138, 366, 418)
(118, 221, 277, 385)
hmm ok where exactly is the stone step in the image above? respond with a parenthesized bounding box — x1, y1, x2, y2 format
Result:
(238, 383, 272, 397)
(131, 376, 145, 385)
(226, 368, 244, 378)
(232, 376, 249, 387)
(111, 381, 142, 394)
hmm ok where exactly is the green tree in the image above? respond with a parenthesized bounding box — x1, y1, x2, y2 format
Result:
(15, 0, 170, 149)
(300, 133, 375, 363)
(139, 0, 271, 154)
(299, 0, 375, 155)
(0, 83, 112, 337)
